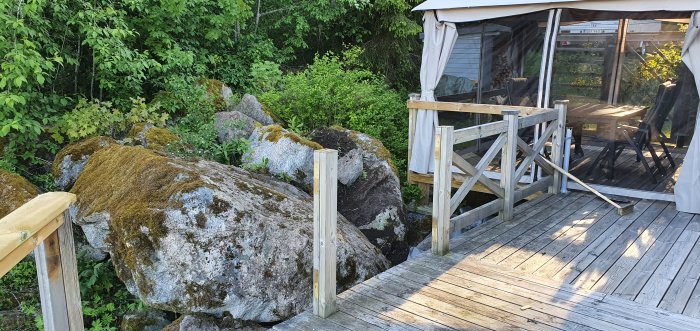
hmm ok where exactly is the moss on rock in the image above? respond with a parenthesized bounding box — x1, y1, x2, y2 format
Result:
(198, 78, 229, 112)
(70, 145, 210, 287)
(259, 125, 322, 150)
(127, 124, 179, 151)
(0, 169, 40, 218)
(51, 136, 118, 176)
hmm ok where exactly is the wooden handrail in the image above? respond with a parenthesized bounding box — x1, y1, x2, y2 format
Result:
(407, 100, 550, 116)
(0, 192, 76, 275)
(0, 192, 83, 331)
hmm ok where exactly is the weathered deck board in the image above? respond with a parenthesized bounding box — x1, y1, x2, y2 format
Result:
(277, 192, 700, 330)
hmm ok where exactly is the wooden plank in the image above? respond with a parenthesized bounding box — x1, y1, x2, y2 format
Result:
(313, 149, 338, 318)
(500, 110, 519, 221)
(516, 201, 616, 274)
(474, 193, 594, 263)
(56, 214, 84, 330)
(514, 123, 556, 183)
(635, 230, 700, 307)
(569, 201, 669, 289)
(566, 182, 676, 202)
(407, 100, 547, 116)
(350, 284, 472, 330)
(454, 120, 508, 144)
(432, 255, 699, 331)
(273, 311, 347, 331)
(450, 133, 505, 214)
(535, 200, 654, 280)
(432, 126, 453, 256)
(341, 289, 446, 331)
(336, 295, 421, 331)
(407, 171, 492, 193)
(495, 195, 603, 268)
(453, 193, 574, 256)
(549, 101, 568, 193)
(0, 192, 76, 261)
(382, 266, 580, 331)
(590, 203, 679, 294)
(403, 258, 652, 331)
(328, 311, 385, 331)
(556, 200, 665, 284)
(364, 276, 522, 331)
(659, 231, 700, 314)
(0, 215, 63, 278)
(518, 110, 559, 129)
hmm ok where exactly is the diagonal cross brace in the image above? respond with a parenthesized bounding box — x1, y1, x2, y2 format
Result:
(452, 153, 505, 199)
(450, 133, 507, 214)
(514, 121, 557, 183)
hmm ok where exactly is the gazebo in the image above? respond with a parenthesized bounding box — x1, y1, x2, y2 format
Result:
(409, 0, 700, 213)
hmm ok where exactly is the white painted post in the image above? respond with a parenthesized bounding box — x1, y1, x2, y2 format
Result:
(550, 100, 569, 194)
(501, 110, 520, 221)
(34, 211, 84, 331)
(432, 126, 453, 256)
(561, 128, 573, 193)
(313, 149, 338, 318)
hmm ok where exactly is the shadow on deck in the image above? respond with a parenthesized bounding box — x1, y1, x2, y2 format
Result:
(275, 192, 700, 331)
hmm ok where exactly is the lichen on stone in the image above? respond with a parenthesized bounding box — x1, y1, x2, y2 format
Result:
(259, 125, 322, 150)
(0, 169, 40, 218)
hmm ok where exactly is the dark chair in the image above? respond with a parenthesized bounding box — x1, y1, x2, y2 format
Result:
(506, 77, 539, 107)
(588, 82, 679, 183)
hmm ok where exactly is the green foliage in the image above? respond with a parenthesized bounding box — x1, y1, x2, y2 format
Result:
(259, 50, 409, 177)
(54, 99, 125, 142)
(248, 61, 283, 94)
(242, 157, 269, 174)
(402, 183, 423, 205)
(126, 98, 169, 127)
(0, 254, 142, 331)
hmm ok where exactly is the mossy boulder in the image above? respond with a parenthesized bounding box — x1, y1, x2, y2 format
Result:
(198, 79, 234, 112)
(0, 169, 40, 218)
(311, 127, 408, 264)
(127, 123, 179, 151)
(70, 145, 389, 322)
(244, 125, 322, 187)
(51, 136, 118, 191)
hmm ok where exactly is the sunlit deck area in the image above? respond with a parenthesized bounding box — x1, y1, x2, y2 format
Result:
(276, 192, 700, 330)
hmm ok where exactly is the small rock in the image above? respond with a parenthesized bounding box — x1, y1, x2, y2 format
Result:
(233, 94, 273, 125)
(214, 111, 258, 143)
(51, 136, 118, 191)
(0, 169, 39, 218)
(337, 149, 363, 186)
(120, 309, 171, 331)
(245, 125, 322, 186)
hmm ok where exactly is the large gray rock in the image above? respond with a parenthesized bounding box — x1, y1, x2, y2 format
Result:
(233, 94, 273, 125)
(164, 315, 265, 331)
(70, 145, 388, 322)
(244, 125, 321, 186)
(51, 136, 118, 191)
(120, 309, 171, 331)
(312, 127, 408, 264)
(214, 111, 258, 143)
(337, 149, 363, 186)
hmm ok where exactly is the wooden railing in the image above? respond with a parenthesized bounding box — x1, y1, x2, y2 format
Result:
(312, 149, 338, 318)
(0, 192, 84, 331)
(424, 100, 568, 256)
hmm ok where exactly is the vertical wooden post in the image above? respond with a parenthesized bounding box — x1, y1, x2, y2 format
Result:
(501, 110, 520, 221)
(407, 93, 420, 182)
(313, 149, 338, 318)
(550, 100, 569, 194)
(34, 211, 84, 331)
(432, 126, 453, 256)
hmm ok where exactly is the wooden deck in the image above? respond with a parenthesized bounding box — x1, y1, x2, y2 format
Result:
(276, 192, 700, 330)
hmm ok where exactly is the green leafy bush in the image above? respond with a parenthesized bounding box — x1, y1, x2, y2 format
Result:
(259, 50, 408, 177)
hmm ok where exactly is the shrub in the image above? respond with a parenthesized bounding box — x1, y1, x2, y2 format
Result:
(259, 51, 408, 178)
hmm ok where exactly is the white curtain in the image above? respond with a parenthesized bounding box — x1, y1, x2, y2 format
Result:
(676, 12, 700, 214)
(409, 11, 458, 174)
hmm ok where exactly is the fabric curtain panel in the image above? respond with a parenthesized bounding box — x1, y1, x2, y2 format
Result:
(675, 12, 700, 214)
(409, 11, 458, 174)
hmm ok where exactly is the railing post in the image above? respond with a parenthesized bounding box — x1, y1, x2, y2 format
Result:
(34, 210, 84, 331)
(550, 100, 569, 194)
(407, 93, 420, 182)
(432, 126, 453, 256)
(501, 110, 520, 221)
(313, 149, 338, 318)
